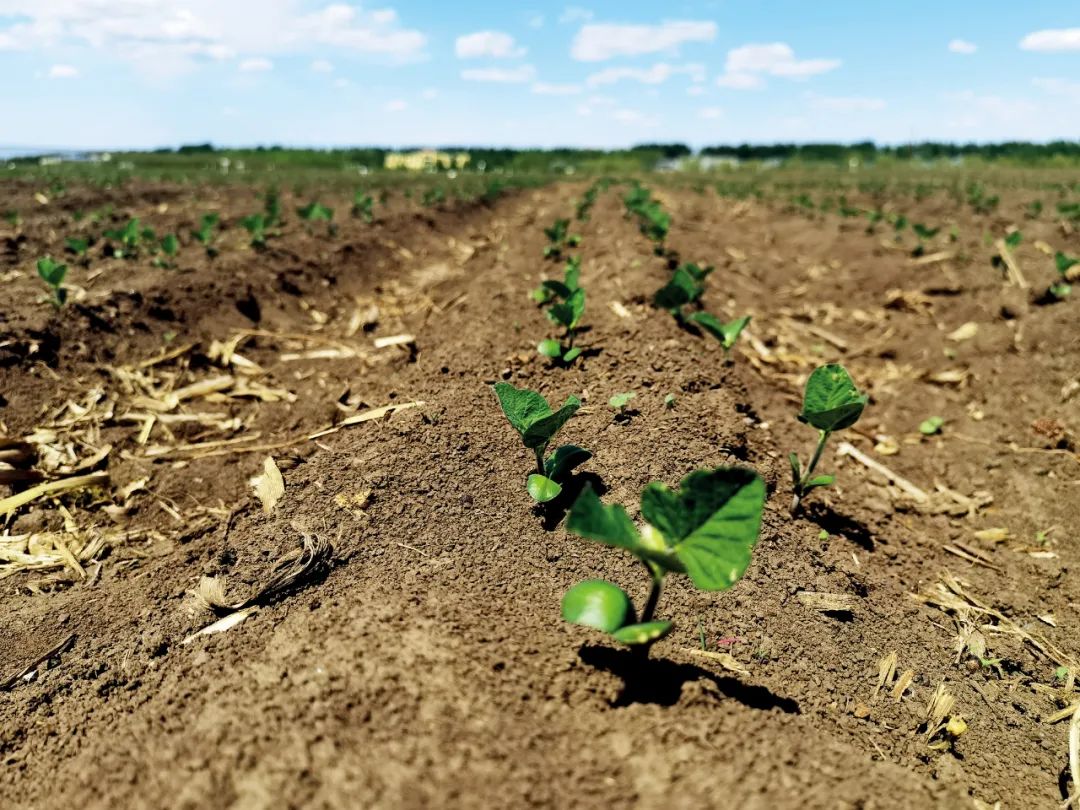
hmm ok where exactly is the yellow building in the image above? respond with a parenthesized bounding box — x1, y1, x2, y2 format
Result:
(384, 150, 470, 171)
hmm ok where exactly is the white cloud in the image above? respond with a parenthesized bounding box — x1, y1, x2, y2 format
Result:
(385, 99, 407, 111)
(528, 13, 545, 29)
(531, 82, 583, 95)
(586, 62, 704, 87)
(421, 87, 439, 100)
(559, 7, 594, 24)
(612, 108, 655, 126)
(461, 64, 536, 83)
(698, 107, 723, 120)
(716, 72, 762, 89)
(0, 2, 428, 77)
(806, 93, 885, 112)
(48, 63, 78, 78)
(455, 30, 525, 59)
(311, 58, 334, 72)
(687, 85, 706, 96)
(948, 39, 977, 54)
(943, 90, 1038, 130)
(715, 42, 839, 88)
(239, 57, 273, 72)
(334, 77, 350, 88)
(1020, 28, 1080, 52)
(571, 20, 716, 61)
(1032, 77, 1080, 103)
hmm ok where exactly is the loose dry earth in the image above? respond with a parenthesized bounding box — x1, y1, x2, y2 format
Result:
(1, 178, 1078, 809)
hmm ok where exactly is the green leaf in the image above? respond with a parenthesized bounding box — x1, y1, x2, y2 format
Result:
(650, 468, 766, 591)
(688, 312, 750, 349)
(608, 392, 635, 409)
(160, 234, 179, 256)
(564, 261, 581, 292)
(919, 416, 944, 435)
(653, 268, 701, 311)
(1056, 252, 1078, 276)
(1050, 282, 1072, 299)
(799, 364, 868, 432)
(566, 485, 642, 552)
(522, 397, 581, 449)
(36, 257, 66, 286)
(562, 346, 582, 363)
(527, 474, 562, 503)
(788, 452, 801, 485)
(537, 339, 563, 358)
(541, 280, 572, 300)
(804, 474, 835, 489)
(1004, 230, 1022, 249)
(562, 580, 632, 633)
(545, 445, 592, 481)
(493, 382, 552, 436)
(611, 621, 673, 646)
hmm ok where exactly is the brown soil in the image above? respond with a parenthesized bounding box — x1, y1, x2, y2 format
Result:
(1, 178, 1078, 809)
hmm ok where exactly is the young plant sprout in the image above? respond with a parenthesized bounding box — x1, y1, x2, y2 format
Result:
(103, 218, 150, 259)
(240, 214, 268, 248)
(538, 286, 586, 365)
(1050, 252, 1077, 300)
(352, 192, 375, 224)
(911, 223, 939, 257)
(789, 364, 868, 514)
(37, 257, 67, 308)
(562, 466, 766, 654)
(653, 263, 711, 319)
(608, 392, 635, 415)
(532, 255, 580, 305)
(919, 416, 945, 436)
(160, 234, 179, 257)
(688, 313, 751, 356)
(192, 213, 219, 256)
(493, 382, 591, 504)
(298, 202, 333, 222)
(543, 218, 581, 260)
(264, 189, 281, 226)
(65, 237, 89, 258)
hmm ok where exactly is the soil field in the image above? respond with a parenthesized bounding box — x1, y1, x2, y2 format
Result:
(1, 176, 1079, 809)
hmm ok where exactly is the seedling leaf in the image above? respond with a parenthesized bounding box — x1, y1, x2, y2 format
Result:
(562, 346, 583, 363)
(688, 312, 751, 350)
(545, 445, 591, 480)
(919, 416, 945, 435)
(537, 339, 563, 358)
(527, 474, 562, 503)
(611, 620, 673, 646)
(562, 580, 632, 633)
(493, 382, 552, 436)
(609, 392, 635, 410)
(522, 397, 581, 449)
(799, 364, 868, 432)
(566, 485, 642, 552)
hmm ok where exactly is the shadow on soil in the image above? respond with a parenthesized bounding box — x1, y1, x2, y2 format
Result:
(539, 472, 607, 531)
(805, 503, 876, 551)
(579, 645, 801, 713)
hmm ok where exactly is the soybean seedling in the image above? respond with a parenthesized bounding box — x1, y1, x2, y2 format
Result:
(192, 213, 219, 257)
(609, 392, 636, 419)
(240, 213, 268, 248)
(919, 416, 944, 436)
(352, 192, 375, 224)
(789, 364, 868, 514)
(532, 255, 581, 305)
(653, 264, 712, 320)
(688, 313, 751, 356)
(911, 223, 940, 257)
(65, 237, 90, 258)
(543, 218, 581, 260)
(538, 286, 586, 365)
(37, 257, 67, 308)
(493, 382, 591, 503)
(1050, 252, 1077, 300)
(562, 466, 765, 655)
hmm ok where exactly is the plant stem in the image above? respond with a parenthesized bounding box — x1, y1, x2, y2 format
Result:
(791, 429, 831, 514)
(640, 574, 663, 624)
(534, 447, 546, 476)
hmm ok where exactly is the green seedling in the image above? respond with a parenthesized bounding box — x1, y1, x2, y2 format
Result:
(192, 213, 219, 256)
(562, 466, 766, 654)
(864, 209, 884, 234)
(542, 218, 581, 260)
(492, 382, 590, 504)
(103, 218, 145, 258)
(2, 210, 20, 227)
(664, 393, 676, 410)
(352, 192, 375, 223)
(1050, 251, 1078, 300)
(422, 187, 445, 208)
(264, 189, 282, 226)
(911, 223, 939, 257)
(1004, 230, 1022, 250)
(1026, 200, 1043, 219)
(240, 213, 268, 248)
(687, 313, 751, 356)
(298, 201, 333, 222)
(160, 234, 179, 257)
(1057, 202, 1080, 223)
(538, 286, 586, 364)
(37, 257, 67, 308)
(608, 392, 636, 415)
(919, 416, 944, 436)
(653, 264, 711, 319)
(532, 255, 581, 305)
(65, 237, 90, 257)
(789, 364, 868, 514)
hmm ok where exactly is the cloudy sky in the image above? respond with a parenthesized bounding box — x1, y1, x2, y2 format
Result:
(2, 1, 1079, 149)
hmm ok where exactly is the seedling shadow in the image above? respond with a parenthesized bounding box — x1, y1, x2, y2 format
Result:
(538, 472, 607, 531)
(579, 644, 800, 713)
(805, 503, 876, 551)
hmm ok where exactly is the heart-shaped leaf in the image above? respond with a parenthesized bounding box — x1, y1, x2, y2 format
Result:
(562, 580, 632, 633)
(527, 474, 562, 502)
(798, 364, 868, 432)
(493, 382, 551, 436)
(545, 445, 591, 481)
(541, 280, 572, 300)
(653, 268, 702, 311)
(537, 339, 563, 358)
(562, 346, 582, 363)
(688, 312, 750, 349)
(611, 621, 673, 646)
(522, 397, 581, 449)
(566, 485, 641, 552)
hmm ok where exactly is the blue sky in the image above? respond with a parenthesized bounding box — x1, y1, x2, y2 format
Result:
(2, 1, 1079, 149)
